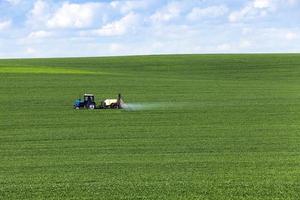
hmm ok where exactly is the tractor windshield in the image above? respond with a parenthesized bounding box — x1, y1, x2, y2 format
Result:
(84, 96, 94, 102)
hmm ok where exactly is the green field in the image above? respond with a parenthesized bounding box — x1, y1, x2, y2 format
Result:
(1, 54, 300, 199)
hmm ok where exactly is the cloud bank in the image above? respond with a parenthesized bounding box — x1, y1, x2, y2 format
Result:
(0, 0, 299, 58)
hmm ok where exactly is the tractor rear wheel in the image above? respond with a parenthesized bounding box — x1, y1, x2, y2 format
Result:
(88, 104, 95, 109)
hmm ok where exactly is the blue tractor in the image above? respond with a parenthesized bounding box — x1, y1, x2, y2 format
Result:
(74, 94, 96, 109)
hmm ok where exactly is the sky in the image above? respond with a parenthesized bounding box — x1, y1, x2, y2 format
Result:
(0, 0, 299, 58)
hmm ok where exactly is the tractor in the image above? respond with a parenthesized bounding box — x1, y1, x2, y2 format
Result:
(74, 94, 96, 109)
(74, 93, 124, 109)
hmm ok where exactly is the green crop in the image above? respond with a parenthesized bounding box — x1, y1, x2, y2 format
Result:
(1, 54, 300, 199)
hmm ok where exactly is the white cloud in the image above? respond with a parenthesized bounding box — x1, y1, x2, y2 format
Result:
(242, 27, 252, 35)
(229, 0, 298, 23)
(110, 0, 154, 14)
(286, 0, 299, 5)
(285, 31, 298, 40)
(5, 0, 21, 5)
(31, 0, 48, 17)
(27, 0, 50, 29)
(109, 43, 125, 52)
(229, 5, 252, 23)
(228, 0, 276, 23)
(212, 40, 253, 52)
(47, 2, 102, 29)
(94, 12, 140, 36)
(27, 30, 53, 39)
(0, 20, 11, 30)
(216, 43, 232, 51)
(187, 5, 228, 21)
(253, 0, 272, 8)
(239, 40, 252, 48)
(150, 2, 182, 23)
(26, 47, 36, 54)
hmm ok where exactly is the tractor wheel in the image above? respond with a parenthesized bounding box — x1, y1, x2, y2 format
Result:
(88, 104, 95, 109)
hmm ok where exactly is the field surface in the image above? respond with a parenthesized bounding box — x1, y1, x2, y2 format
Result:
(1, 54, 300, 199)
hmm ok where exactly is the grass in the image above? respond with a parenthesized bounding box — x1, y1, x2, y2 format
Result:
(1, 54, 300, 199)
(0, 66, 97, 75)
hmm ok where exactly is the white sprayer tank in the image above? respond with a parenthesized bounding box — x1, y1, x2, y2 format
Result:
(104, 99, 118, 106)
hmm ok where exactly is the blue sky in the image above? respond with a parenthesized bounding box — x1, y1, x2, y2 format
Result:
(0, 0, 299, 58)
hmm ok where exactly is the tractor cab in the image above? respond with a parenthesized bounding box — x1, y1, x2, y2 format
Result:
(74, 94, 96, 109)
(83, 94, 95, 103)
